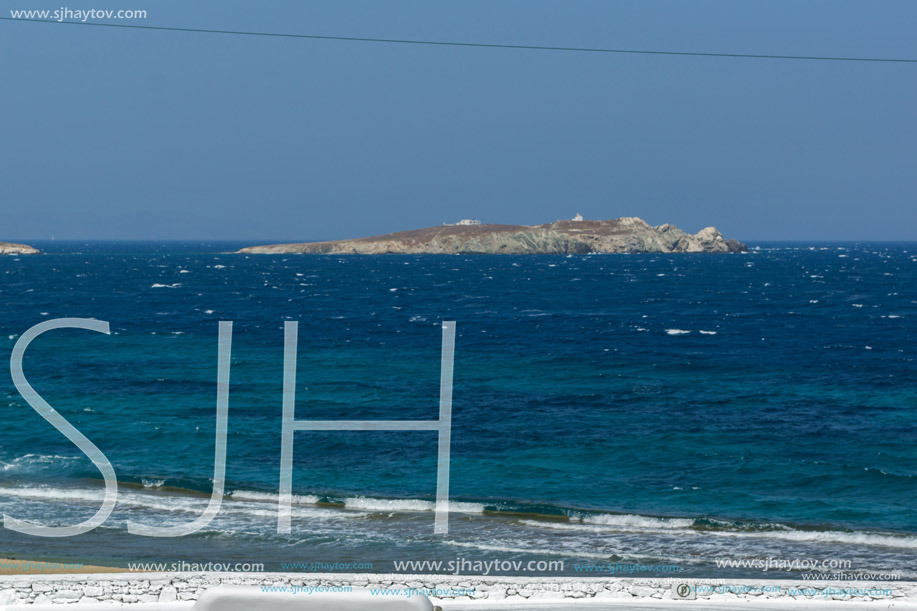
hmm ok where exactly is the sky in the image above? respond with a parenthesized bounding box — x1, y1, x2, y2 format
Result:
(1, 0, 915, 242)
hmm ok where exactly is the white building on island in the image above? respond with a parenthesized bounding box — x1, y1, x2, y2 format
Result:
(572, 213, 584, 221)
(444, 219, 482, 226)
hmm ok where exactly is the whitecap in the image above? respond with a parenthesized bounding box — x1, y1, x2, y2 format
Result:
(343, 496, 484, 514)
(446, 540, 612, 560)
(665, 329, 691, 335)
(706, 527, 917, 550)
(0, 454, 79, 473)
(582, 513, 695, 530)
(0, 485, 365, 521)
(229, 490, 320, 505)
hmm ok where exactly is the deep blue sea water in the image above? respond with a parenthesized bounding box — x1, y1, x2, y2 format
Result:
(0, 241, 914, 577)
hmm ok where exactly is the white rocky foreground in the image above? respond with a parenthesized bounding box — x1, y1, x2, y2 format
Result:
(1, 573, 915, 608)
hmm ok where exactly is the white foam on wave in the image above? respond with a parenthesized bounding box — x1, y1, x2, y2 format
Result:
(708, 528, 917, 550)
(699, 330, 717, 335)
(343, 496, 484, 514)
(0, 454, 79, 473)
(0, 485, 366, 521)
(220, 504, 355, 521)
(583, 513, 696, 529)
(151, 283, 182, 288)
(446, 540, 613, 560)
(229, 490, 321, 505)
(523, 512, 917, 550)
(0, 485, 204, 514)
(517, 519, 696, 538)
(520, 513, 696, 535)
(665, 329, 691, 335)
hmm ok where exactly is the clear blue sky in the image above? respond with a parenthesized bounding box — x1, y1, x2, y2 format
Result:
(2, 0, 915, 241)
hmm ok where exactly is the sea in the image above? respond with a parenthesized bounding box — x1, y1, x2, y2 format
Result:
(0, 241, 914, 579)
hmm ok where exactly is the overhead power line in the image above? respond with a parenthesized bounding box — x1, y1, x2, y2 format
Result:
(1, 16, 916, 64)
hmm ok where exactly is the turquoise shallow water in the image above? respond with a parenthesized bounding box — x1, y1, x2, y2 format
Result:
(0, 241, 914, 577)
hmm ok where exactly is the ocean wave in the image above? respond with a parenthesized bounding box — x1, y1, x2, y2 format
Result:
(0, 484, 488, 523)
(0, 454, 81, 473)
(3, 480, 914, 553)
(521, 511, 917, 550)
(581, 513, 696, 529)
(0, 485, 203, 514)
(445, 540, 614, 560)
(229, 490, 321, 505)
(342, 496, 484, 514)
(665, 329, 691, 335)
(516, 519, 687, 538)
(709, 528, 917, 550)
(518, 513, 697, 536)
(0, 485, 366, 521)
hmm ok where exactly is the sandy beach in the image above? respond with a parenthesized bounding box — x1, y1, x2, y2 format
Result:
(0, 558, 131, 576)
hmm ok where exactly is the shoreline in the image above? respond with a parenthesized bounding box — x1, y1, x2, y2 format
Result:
(0, 572, 914, 607)
(0, 558, 132, 576)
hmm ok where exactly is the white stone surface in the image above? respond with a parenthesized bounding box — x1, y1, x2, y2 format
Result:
(191, 585, 432, 610)
(0, 573, 914, 607)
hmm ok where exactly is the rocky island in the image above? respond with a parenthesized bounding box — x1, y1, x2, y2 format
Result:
(0, 241, 39, 255)
(238, 217, 746, 255)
